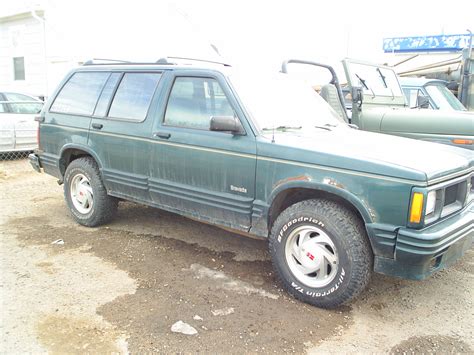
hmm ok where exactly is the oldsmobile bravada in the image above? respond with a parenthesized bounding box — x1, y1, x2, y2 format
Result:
(30, 58, 473, 308)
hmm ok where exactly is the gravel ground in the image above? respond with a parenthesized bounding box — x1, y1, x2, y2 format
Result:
(0, 159, 473, 354)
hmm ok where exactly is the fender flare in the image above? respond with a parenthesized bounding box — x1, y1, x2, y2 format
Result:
(267, 180, 374, 224)
(59, 143, 104, 175)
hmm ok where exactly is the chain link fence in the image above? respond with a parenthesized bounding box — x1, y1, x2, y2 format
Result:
(0, 151, 32, 161)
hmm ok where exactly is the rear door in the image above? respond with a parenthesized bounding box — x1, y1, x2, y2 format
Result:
(148, 70, 257, 231)
(45, 71, 110, 171)
(88, 70, 163, 201)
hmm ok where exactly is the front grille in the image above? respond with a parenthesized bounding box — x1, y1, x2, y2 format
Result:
(444, 184, 458, 206)
(439, 178, 469, 218)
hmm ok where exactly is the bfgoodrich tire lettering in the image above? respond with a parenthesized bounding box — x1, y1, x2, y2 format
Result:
(64, 157, 118, 227)
(269, 199, 373, 308)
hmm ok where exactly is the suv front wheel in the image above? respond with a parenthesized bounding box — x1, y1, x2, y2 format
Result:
(64, 157, 118, 227)
(269, 199, 373, 308)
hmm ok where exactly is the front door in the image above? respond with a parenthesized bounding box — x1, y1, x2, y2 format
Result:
(149, 71, 257, 231)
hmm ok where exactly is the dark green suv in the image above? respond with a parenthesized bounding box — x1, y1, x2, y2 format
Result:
(29, 59, 473, 308)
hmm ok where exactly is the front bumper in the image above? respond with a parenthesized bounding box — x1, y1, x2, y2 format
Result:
(28, 152, 42, 173)
(374, 201, 473, 280)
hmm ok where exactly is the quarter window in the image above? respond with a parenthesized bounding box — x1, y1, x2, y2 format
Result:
(108, 73, 161, 121)
(50, 72, 110, 115)
(164, 77, 234, 130)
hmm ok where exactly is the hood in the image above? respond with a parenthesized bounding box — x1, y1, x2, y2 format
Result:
(264, 127, 473, 183)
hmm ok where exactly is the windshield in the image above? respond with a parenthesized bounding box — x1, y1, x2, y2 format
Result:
(230, 73, 345, 131)
(347, 62, 403, 97)
(425, 84, 466, 111)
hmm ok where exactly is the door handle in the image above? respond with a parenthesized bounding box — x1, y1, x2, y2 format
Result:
(92, 123, 103, 130)
(153, 131, 171, 139)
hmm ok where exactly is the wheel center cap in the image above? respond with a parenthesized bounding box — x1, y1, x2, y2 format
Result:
(300, 242, 322, 268)
(305, 251, 315, 261)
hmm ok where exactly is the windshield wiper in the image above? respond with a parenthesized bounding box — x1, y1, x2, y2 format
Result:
(262, 125, 302, 131)
(314, 125, 331, 131)
(376, 68, 387, 88)
(355, 74, 369, 90)
(355, 73, 375, 98)
(376, 68, 395, 99)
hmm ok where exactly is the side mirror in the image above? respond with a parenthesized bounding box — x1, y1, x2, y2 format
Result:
(417, 94, 430, 109)
(210, 116, 245, 134)
(351, 86, 363, 109)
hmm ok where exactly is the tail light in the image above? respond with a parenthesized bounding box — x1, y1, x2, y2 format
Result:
(34, 116, 44, 150)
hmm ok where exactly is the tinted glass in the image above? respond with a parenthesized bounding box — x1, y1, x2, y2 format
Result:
(108, 73, 161, 121)
(94, 73, 121, 117)
(50, 72, 109, 115)
(164, 77, 234, 130)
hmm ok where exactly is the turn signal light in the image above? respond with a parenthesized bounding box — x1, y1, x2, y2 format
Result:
(409, 192, 424, 223)
(452, 139, 473, 145)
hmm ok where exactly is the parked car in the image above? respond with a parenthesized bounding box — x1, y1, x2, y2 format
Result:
(0, 92, 43, 153)
(29, 59, 473, 308)
(400, 77, 467, 111)
(282, 59, 474, 150)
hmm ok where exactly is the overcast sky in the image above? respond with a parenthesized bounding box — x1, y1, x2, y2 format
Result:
(3, 0, 473, 79)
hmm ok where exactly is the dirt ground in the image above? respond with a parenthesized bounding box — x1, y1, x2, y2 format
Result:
(1, 159, 473, 354)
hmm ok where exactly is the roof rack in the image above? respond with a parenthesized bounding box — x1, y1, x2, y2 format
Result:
(166, 56, 231, 67)
(83, 58, 131, 65)
(82, 57, 231, 67)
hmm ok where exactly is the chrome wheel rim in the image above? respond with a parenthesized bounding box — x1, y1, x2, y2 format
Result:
(285, 225, 339, 288)
(70, 173, 93, 214)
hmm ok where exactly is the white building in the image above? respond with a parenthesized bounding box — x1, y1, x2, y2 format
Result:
(0, 1, 221, 99)
(0, 4, 83, 98)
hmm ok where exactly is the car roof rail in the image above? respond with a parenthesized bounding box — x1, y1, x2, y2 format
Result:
(81, 57, 231, 67)
(83, 58, 131, 66)
(165, 56, 231, 67)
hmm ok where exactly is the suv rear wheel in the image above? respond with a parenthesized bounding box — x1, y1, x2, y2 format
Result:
(269, 199, 372, 308)
(64, 157, 118, 227)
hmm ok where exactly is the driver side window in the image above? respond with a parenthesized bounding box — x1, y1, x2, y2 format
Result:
(164, 77, 234, 130)
(403, 88, 432, 109)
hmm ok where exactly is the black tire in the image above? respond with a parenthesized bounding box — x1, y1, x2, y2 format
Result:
(63, 157, 118, 227)
(269, 199, 372, 309)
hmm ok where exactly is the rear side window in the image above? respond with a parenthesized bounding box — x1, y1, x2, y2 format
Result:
(50, 72, 109, 115)
(108, 73, 161, 121)
(94, 73, 121, 117)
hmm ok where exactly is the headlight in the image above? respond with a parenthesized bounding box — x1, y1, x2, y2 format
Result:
(425, 190, 437, 216)
(409, 189, 441, 227)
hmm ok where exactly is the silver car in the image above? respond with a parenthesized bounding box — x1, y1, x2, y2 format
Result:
(0, 92, 43, 153)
